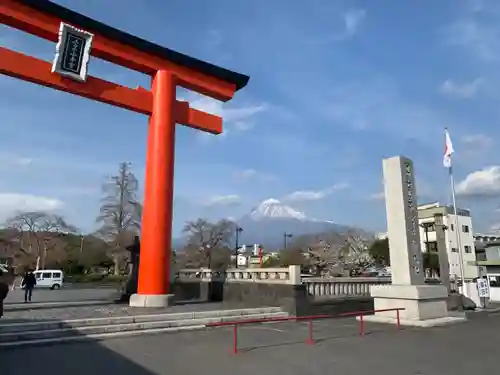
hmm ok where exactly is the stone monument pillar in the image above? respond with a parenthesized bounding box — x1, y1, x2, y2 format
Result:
(364, 156, 465, 327)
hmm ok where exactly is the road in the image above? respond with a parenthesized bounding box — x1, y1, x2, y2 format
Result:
(4, 287, 117, 304)
(3, 311, 500, 375)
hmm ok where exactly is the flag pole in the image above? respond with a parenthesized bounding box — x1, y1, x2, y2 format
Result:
(448, 164, 467, 296)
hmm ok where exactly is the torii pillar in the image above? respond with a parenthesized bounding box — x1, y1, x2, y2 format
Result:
(0, 0, 249, 307)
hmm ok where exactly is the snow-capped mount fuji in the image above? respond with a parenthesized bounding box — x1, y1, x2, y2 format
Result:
(238, 199, 350, 249)
(248, 199, 307, 220)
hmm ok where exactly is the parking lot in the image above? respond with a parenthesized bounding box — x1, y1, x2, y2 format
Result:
(4, 286, 116, 305)
(4, 310, 500, 375)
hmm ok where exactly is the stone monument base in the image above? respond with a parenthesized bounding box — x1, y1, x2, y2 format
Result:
(129, 293, 175, 308)
(362, 284, 467, 327)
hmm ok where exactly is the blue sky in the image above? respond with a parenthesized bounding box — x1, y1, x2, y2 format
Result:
(1, 0, 500, 235)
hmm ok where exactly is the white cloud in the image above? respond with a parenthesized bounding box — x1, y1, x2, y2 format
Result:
(0, 193, 63, 221)
(369, 180, 434, 202)
(322, 9, 367, 43)
(0, 154, 35, 169)
(233, 168, 276, 182)
(234, 169, 258, 179)
(178, 93, 267, 140)
(283, 183, 349, 202)
(444, 2, 500, 61)
(343, 9, 366, 38)
(456, 166, 500, 197)
(203, 194, 242, 207)
(440, 78, 483, 98)
(369, 191, 385, 201)
(462, 133, 494, 149)
(58, 186, 100, 197)
(321, 78, 450, 140)
(489, 222, 500, 232)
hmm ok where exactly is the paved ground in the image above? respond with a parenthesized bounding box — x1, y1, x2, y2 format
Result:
(1, 301, 227, 322)
(4, 287, 116, 304)
(4, 311, 500, 375)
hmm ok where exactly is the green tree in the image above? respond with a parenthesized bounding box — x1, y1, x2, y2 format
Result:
(261, 256, 281, 268)
(278, 248, 307, 267)
(368, 238, 390, 266)
(96, 162, 142, 275)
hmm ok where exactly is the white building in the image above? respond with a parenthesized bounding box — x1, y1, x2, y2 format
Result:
(418, 202, 477, 279)
(378, 202, 478, 280)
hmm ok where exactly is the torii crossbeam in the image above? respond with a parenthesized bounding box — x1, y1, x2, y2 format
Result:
(0, 0, 249, 307)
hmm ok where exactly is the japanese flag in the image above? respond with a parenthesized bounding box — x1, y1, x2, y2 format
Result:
(443, 128, 454, 168)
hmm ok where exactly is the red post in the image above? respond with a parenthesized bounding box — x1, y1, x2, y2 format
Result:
(137, 70, 176, 297)
(396, 309, 401, 330)
(359, 314, 365, 336)
(305, 319, 315, 345)
(232, 325, 238, 354)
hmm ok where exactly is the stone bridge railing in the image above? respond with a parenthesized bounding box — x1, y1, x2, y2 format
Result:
(176, 266, 302, 285)
(302, 277, 391, 298)
(177, 267, 392, 297)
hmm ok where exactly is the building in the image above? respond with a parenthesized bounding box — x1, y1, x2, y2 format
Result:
(378, 202, 478, 279)
(417, 202, 477, 279)
(471, 240, 500, 301)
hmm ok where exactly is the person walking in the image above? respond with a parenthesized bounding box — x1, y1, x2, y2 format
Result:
(21, 270, 37, 303)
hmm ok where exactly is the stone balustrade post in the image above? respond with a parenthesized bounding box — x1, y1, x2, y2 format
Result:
(288, 265, 301, 285)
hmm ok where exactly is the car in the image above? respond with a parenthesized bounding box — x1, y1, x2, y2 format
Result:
(33, 269, 64, 290)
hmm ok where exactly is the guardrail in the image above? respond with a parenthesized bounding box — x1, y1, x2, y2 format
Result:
(206, 307, 405, 354)
(339, 308, 405, 335)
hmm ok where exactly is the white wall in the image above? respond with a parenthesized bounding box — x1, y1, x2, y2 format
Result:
(443, 214, 477, 279)
(418, 213, 477, 279)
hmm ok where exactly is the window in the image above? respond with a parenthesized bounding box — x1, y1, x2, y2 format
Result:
(489, 276, 500, 288)
(450, 224, 454, 231)
(464, 245, 472, 253)
(52, 272, 61, 278)
(451, 248, 458, 252)
(462, 225, 470, 233)
(34, 272, 42, 278)
(42, 272, 51, 278)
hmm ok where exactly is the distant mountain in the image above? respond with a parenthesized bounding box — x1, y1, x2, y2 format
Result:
(173, 199, 366, 250)
(235, 199, 352, 249)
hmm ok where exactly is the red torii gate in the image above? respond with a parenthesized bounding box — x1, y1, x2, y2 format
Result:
(0, 0, 249, 307)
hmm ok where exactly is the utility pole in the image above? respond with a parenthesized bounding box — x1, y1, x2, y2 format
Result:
(234, 226, 243, 267)
(283, 232, 293, 250)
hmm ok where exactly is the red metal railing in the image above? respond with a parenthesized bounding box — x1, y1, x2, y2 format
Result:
(339, 307, 405, 336)
(206, 308, 405, 354)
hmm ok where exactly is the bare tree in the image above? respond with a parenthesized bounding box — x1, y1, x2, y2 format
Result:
(96, 162, 142, 275)
(182, 218, 234, 268)
(4, 211, 77, 270)
(343, 233, 373, 273)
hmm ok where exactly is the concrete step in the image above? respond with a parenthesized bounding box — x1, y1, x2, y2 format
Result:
(0, 306, 284, 333)
(0, 307, 288, 347)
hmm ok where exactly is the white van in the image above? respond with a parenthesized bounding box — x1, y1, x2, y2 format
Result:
(33, 270, 64, 289)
